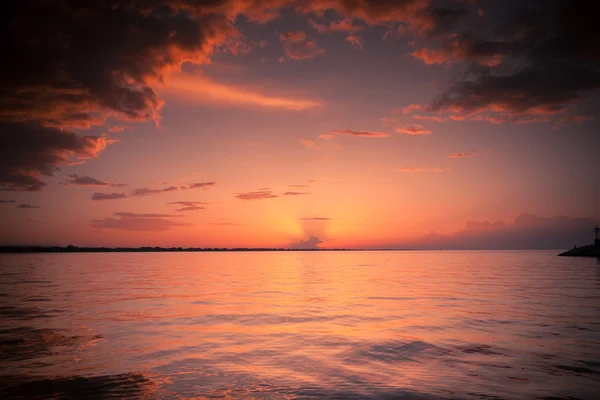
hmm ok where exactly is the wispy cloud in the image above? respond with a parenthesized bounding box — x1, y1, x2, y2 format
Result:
(0, 199, 16, 204)
(299, 139, 320, 150)
(167, 201, 210, 206)
(395, 124, 431, 135)
(92, 192, 128, 201)
(331, 130, 390, 138)
(175, 206, 206, 212)
(235, 190, 279, 200)
(165, 73, 321, 111)
(132, 186, 178, 196)
(282, 192, 310, 196)
(279, 30, 326, 62)
(297, 217, 334, 221)
(92, 212, 189, 232)
(186, 182, 216, 190)
(448, 151, 478, 159)
(62, 174, 126, 187)
(208, 222, 246, 227)
(18, 204, 40, 209)
(287, 184, 309, 188)
(396, 167, 449, 173)
(346, 35, 363, 50)
(309, 19, 363, 34)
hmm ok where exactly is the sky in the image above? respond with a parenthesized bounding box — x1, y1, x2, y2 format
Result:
(0, 0, 599, 249)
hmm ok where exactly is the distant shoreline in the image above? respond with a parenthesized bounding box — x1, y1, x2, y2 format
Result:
(0, 246, 416, 253)
(0, 246, 571, 253)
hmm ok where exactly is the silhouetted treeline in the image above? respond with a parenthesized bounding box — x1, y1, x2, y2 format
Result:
(0, 245, 356, 253)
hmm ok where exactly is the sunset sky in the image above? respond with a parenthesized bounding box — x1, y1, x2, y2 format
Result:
(1, 0, 598, 249)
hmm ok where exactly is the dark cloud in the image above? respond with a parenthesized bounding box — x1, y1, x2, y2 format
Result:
(0, 199, 16, 204)
(282, 192, 310, 196)
(62, 174, 126, 187)
(1, 2, 237, 190)
(235, 190, 278, 200)
(91, 192, 128, 201)
(188, 182, 216, 189)
(394, 213, 600, 250)
(1, 0, 472, 191)
(167, 201, 210, 206)
(0, 123, 116, 191)
(92, 212, 189, 231)
(290, 235, 323, 249)
(175, 206, 205, 212)
(113, 212, 181, 218)
(132, 186, 178, 196)
(331, 130, 390, 138)
(407, 1, 600, 125)
(18, 204, 40, 209)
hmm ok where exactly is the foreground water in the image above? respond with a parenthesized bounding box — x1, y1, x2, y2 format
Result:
(1, 251, 599, 399)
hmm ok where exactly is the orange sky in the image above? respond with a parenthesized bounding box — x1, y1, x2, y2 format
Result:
(1, 1, 598, 249)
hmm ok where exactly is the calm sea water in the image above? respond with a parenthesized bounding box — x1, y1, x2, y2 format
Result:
(1, 251, 599, 399)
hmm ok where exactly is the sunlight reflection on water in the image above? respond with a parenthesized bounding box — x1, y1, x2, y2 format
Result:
(1, 251, 599, 399)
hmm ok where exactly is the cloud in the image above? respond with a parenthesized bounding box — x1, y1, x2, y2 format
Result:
(413, 115, 444, 122)
(188, 182, 216, 190)
(309, 19, 363, 34)
(114, 212, 181, 218)
(409, 2, 600, 125)
(235, 190, 279, 200)
(447, 151, 477, 158)
(0, 199, 16, 204)
(404, 213, 600, 250)
(297, 217, 333, 221)
(318, 134, 333, 140)
(290, 235, 323, 250)
(553, 114, 595, 129)
(0, 123, 116, 191)
(346, 35, 363, 50)
(396, 167, 449, 172)
(175, 206, 206, 212)
(92, 212, 189, 232)
(18, 204, 40, 209)
(303, 0, 468, 34)
(331, 130, 390, 138)
(287, 184, 309, 188)
(132, 186, 178, 197)
(92, 192, 128, 201)
(62, 174, 126, 187)
(299, 139, 320, 150)
(282, 192, 310, 196)
(167, 200, 210, 211)
(167, 201, 210, 206)
(1, 2, 245, 190)
(395, 124, 431, 135)
(164, 73, 321, 111)
(279, 30, 326, 62)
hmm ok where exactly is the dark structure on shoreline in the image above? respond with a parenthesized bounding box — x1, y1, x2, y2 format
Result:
(558, 227, 600, 257)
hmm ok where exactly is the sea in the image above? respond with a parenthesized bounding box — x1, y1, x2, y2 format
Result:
(1, 251, 599, 399)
